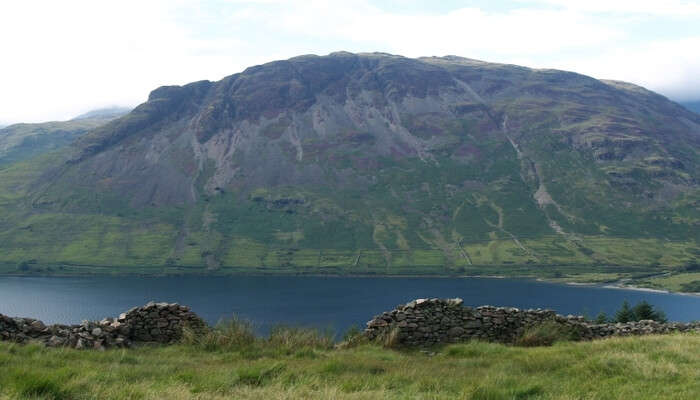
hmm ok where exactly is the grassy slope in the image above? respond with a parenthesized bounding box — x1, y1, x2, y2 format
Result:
(0, 150, 696, 286)
(0, 119, 110, 167)
(0, 334, 698, 399)
(0, 63, 697, 284)
(631, 272, 700, 293)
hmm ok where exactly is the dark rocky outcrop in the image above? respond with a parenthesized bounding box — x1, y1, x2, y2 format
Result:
(364, 298, 700, 347)
(4, 52, 699, 270)
(0, 302, 206, 350)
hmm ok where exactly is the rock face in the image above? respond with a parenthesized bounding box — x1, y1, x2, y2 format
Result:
(4, 51, 696, 271)
(0, 302, 206, 350)
(364, 298, 700, 346)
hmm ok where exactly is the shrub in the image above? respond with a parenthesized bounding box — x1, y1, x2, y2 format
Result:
(516, 322, 577, 347)
(680, 280, 700, 293)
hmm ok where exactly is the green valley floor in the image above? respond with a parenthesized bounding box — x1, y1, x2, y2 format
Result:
(0, 333, 698, 399)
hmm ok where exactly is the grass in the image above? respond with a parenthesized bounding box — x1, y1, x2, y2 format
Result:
(515, 322, 580, 347)
(0, 118, 697, 281)
(632, 272, 700, 293)
(0, 331, 698, 399)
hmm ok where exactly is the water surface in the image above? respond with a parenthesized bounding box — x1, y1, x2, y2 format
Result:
(1, 276, 698, 334)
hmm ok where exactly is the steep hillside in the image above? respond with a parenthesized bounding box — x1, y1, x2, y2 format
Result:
(1, 52, 698, 275)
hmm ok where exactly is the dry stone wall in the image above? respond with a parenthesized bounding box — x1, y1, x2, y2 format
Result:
(0, 302, 206, 350)
(120, 302, 207, 343)
(364, 298, 700, 346)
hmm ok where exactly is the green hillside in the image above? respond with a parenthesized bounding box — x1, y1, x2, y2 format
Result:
(0, 108, 130, 167)
(0, 53, 697, 283)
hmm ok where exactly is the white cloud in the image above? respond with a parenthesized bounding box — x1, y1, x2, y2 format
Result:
(525, 0, 700, 16)
(0, 0, 251, 123)
(272, 5, 622, 56)
(0, 0, 698, 123)
(547, 36, 700, 101)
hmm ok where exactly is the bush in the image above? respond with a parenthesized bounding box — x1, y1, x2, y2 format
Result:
(516, 322, 577, 347)
(683, 260, 700, 272)
(679, 280, 700, 293)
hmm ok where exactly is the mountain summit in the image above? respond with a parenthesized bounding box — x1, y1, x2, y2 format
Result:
(2, 52, 698, 271)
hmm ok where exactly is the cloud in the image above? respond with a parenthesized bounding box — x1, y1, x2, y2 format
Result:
(524, 0, 700, 16)
(548, 36, 700, 101)
(269, 4, 623, 56)
(0, 0, 698, 123)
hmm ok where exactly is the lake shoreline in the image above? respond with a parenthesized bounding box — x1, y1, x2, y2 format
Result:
(2, 268, 698, 296)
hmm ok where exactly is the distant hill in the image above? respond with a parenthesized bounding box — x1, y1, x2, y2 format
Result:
(0, 108, 129, 167)
(681, 101, 700, 114)
(71, 106, 132, 121)
(0, 52, 698, 273)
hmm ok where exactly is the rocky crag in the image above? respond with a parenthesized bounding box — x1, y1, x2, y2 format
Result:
(1, 52, 698, 272)
(364, 298, 700, 346)
(0, 302, 206, 350)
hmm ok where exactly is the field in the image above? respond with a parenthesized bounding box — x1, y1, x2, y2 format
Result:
(630, 272, 700, 293)
(0, 333, 698, 399)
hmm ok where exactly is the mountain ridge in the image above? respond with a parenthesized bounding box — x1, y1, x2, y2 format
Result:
(1, 52, 698, 276)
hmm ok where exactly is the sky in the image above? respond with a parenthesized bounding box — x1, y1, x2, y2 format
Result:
(1, 0, 699, 124)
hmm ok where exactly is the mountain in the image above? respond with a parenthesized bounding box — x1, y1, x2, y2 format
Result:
(682, 101, 700, 114)
(0, 108, 129, 167)
(72, 106, 133, 121)
(0, 52, 698, 274)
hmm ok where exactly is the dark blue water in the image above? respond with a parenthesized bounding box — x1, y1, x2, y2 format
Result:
(0, 276, 698, 334)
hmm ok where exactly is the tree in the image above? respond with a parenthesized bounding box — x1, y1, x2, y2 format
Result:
(614, 301, 635, 323)
(594, 311, 609, 324)
(612, 300, 667, 323)
(631, 301, 667, 323)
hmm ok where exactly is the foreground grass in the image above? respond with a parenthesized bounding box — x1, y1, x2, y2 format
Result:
(0, 333, 698, 399)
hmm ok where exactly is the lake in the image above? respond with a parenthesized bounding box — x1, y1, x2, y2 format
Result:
(1, 276, 698, 334)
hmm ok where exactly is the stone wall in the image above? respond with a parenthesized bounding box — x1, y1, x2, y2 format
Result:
(3, 298, 698, 350)
(0, 302, 206, 350)
(120, 302, 207, 343)
(364, 298, 700, 346)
